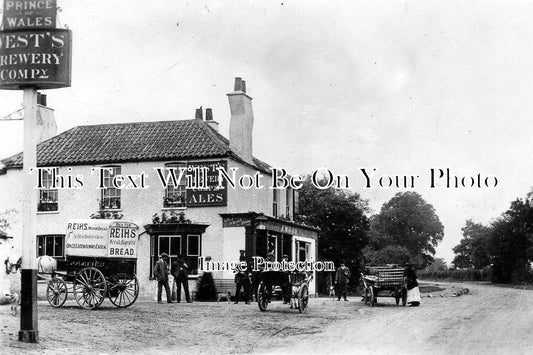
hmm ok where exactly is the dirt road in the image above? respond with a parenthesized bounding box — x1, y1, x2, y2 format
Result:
(0, 281, 531, 354)
(264, 282, 533, 355)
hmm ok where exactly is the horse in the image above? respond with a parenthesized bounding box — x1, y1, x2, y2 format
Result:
(4, 255, 57, 274)
(4, 254, 22, 274)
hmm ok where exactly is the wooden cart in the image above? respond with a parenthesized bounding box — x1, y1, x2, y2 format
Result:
(257, 271, 313, 313)
(42, 219, 140, 309)
(360, 266, 407, 307)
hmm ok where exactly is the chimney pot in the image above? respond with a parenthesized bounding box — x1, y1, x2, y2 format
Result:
(195, 107, 203, 120)
(234, 77, 243, 92)
(205, 108, 213, 121)
(228, 77, 254, 164)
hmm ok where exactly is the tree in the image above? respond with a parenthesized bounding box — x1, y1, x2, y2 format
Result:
(295, 176, 370, 287)
(452, 220, 491, 269)
(425, 258, 448, 272)
(488, 198, 533, 283)
(0, 208, 17, 232)
(365, 192, 444, 268)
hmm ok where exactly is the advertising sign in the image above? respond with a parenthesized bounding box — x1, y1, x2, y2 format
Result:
(65, 220, 139, 259)
(2, 0, 57, 30)
(187, 160, 227, 207)
(0, 28, 72, 89)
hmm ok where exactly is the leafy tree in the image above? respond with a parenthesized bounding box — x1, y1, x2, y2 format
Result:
(362, 245, 411, 266)
(0, 208, 17, 232)
(365, 192, 444, 268)
(295, 176, 370, 287)
(425, 258, 448, 272)
(452, 220, 491, 269)
(488, 198, 533, 283)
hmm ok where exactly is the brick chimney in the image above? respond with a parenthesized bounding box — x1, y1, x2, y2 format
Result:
(205, 108, 219, 132)
(36, 93, 57, 143)
(227, 77, 254, 165)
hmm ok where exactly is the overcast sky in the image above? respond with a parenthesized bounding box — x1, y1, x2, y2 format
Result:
(1, 0, 532, 264)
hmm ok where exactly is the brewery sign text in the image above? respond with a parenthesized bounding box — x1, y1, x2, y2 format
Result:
(0, 29, 71, 89)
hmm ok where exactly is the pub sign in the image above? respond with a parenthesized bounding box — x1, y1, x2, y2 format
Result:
(0, 0, 71, 90)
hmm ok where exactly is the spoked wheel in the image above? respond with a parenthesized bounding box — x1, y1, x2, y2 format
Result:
(298, 284, 309, 313)
(46, 277, 68, 308)
(257, 282, 269, 312)
(369, 286, 376, 307)
(363, 287, 371, 305)
(73, 267, 107, 309)
(108, 276, 139, 308)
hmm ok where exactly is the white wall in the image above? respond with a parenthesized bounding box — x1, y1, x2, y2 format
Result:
(0, 156, 295, 297)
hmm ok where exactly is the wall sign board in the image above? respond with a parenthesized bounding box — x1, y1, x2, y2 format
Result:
(0, 28, 71, 89)
(2, 0, 57, 30)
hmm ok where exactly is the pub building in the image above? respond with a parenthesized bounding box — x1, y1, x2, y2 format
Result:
(0, 78, 319, 298)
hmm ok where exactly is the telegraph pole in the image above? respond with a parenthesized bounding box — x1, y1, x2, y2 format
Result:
(1, 0, 72, 343)
(19, 87, 39, 342)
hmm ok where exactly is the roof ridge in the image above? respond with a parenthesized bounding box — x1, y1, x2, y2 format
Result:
(195, 119, 231, 153)
(74, 119, 195, 129)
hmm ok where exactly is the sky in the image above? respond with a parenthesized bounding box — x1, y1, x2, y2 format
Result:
(1, 0, 532, 264)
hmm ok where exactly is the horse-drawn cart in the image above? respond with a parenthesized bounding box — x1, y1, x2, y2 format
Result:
(257, 270, 313, 313)
(360, 266, 406, 307)
(42, 219, 140, 309)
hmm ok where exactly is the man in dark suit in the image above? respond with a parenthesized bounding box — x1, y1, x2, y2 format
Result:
(153, 253, 173, 303)
(234, 250, 251, 304)
(335, 261, 351, 301)
(172, 254, 192, 303)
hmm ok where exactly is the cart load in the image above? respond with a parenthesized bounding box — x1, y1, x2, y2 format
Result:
(42, 219, 140, 309)
(360, 266, 407, 306)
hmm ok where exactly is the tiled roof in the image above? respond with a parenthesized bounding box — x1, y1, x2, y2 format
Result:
(1, 119, 271, 173)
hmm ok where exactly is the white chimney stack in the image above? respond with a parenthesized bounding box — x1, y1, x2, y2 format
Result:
(205, 108, 219, 132)
(36, 94, 57, 143)
(227, 77, 254, 165)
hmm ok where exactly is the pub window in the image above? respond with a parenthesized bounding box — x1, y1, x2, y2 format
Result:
(296, 240, 310, 263)
(285, 188, 291, 219)
(293, 189, 299, 217)
(187, 235, 200, 275)
(150, 234, 202, 278)
(101, 166, 121, 210)
(267, 234, 278, 260)
(273, 189, 279, 218)
(164, 162, 187, 208)
(37, 235, 64, 258)
(38, 167, 58, 212)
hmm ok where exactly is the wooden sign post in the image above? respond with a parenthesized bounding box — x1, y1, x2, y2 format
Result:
(0, 0, 72, 343)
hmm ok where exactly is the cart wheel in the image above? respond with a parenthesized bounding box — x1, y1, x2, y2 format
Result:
(46, 277, 67, 308)
(108, 275, 139, 308)
(363, 287, 371, 305)
(73, 267, 107, 309)
(402, 288, 407, 306)
(257, 282, 269, 312)
(369, 286, 375, 307)
(298, 284, 309, 313)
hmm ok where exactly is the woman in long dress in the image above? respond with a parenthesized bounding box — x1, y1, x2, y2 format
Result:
(405, 264, 421, 307)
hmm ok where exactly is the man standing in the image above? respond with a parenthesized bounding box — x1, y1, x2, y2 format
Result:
(234, 250, 251, 304)
(335, 261, 351, 301)
(153, 253, 173, 303)
(172, 254, 192, 303)
(281, 254, 291, 305)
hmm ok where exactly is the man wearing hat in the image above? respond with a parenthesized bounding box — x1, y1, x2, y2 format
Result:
(234, 250, 251, 304)
(335, 261, 351, 301)
(153, 253, 173, 303)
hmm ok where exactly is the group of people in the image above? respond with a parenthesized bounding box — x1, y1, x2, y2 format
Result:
(153, 251, 421, 307)
(153, 253, 192, 303)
